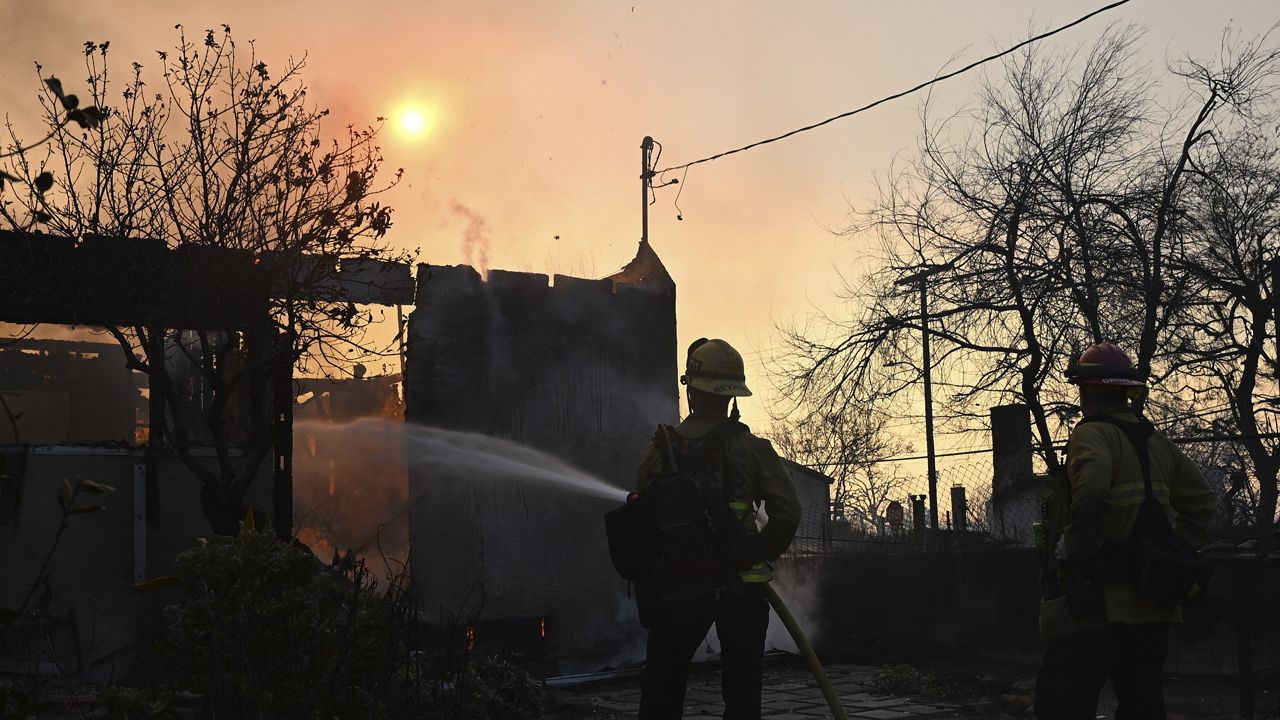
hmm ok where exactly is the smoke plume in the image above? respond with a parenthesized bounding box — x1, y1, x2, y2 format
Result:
(449, 200, 491, 275)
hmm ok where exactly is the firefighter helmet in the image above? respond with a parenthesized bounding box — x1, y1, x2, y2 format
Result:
(680, 338, 752, 397)
(1065, 342, 1147, 386)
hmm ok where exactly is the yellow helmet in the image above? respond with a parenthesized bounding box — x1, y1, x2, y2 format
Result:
(680, 338, 752, 397)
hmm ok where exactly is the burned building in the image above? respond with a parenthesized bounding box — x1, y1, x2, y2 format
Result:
(0, 334, 275, 680)
(0, 339, 139, 446)
(0, 231, 411, 678)
(405, 240, 677, 670)
(293, 373, 408, 564)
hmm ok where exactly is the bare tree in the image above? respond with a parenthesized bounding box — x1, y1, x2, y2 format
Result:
(770, 406, 910, 535)
(3, 28, 404, 534)
(1, 76, 103, 229)
(782, 26, 1280, 500)
(1167, 32, 1280, 532)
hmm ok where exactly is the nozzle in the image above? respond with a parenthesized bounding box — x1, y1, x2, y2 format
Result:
(626, 492, 640, 505)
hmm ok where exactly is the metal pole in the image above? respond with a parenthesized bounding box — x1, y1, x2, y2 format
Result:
(920, 281, 939, 530)
(641, 136, 654, 244)
(1232, 564, 1254, 718)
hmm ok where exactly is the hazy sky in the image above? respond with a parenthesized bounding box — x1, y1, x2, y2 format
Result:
(3, 1, 1275, 444)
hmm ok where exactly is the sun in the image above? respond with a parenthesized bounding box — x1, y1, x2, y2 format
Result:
(395, 104, 434, 140)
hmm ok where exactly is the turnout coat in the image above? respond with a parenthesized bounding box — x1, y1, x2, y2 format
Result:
(1040, 407, 1217, 640)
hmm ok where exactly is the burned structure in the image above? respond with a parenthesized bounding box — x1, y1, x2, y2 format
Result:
(293, 373, 408, 564)
(0, 230, 411, 677)
(2, 230, 809, 675)
(405, 240, 677, 669)
(0, 339, 139, 446)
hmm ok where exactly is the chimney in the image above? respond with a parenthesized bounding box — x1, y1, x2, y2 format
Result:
(990, 404, 1032, 501)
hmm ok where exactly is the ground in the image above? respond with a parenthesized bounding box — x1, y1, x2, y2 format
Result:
(544, 655, 1274, 719)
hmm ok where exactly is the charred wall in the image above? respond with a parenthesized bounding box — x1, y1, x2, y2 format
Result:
(0, 340, 136, 445)
(405, 253, 677, 668)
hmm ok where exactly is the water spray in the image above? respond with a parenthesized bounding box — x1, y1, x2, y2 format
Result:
(293, 418, 633, 564)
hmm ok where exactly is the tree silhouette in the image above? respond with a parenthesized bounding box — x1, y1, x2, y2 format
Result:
(2, 27, 405, 534)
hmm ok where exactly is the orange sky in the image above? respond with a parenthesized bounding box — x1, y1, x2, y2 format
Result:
(3, 1, 1275, 458)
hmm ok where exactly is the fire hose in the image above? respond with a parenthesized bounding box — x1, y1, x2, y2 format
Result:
(765, 582, 848, 720)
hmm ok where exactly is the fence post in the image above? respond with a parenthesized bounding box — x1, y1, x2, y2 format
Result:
(951, 485, 968, 535)
(911, 494, 928, 546)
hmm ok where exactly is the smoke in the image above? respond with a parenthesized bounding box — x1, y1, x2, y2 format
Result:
(765, 563, 824, 654)
(682, 565, 823, 663)
(449, 200, 491, 276)
(583, 595, 649, 673)
(294, 417, 411, 579)
(598, 559, 825, 668)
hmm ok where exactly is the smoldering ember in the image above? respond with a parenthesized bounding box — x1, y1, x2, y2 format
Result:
(1, 5, 1278, 720)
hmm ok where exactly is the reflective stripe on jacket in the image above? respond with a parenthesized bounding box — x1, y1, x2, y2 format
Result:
(636, 413, 801, 583)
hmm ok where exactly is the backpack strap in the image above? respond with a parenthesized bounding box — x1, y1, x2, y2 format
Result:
(654, 424, 681, 474)
(700, 420, 748, 501)
(1079, 414, 1156, 502)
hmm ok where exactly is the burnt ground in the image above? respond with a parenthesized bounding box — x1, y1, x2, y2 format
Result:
(543, 653, 1277, 719)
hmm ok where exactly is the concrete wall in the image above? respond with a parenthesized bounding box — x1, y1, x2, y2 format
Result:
(0, 448, 272, 680)
(813, 550, 1044, 658)
(405, 261, 677, 669)
(810, 550, 1279, 677)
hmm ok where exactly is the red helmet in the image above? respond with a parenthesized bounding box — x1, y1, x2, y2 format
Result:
(1065, 342, 1147, 386)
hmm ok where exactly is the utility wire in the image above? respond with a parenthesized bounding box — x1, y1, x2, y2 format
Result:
(809, 431, 1280, 468)
(654, 0, 1133, 175)
(811, 447, 992, 467)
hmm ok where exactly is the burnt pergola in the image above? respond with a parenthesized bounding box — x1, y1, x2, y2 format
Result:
(0, 229, 412, 535)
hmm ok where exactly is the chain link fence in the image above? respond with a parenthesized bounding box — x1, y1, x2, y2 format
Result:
(787, 437, 1276, 555)
(781, 437, 1279, 688)
(786, 455, 1030, 556)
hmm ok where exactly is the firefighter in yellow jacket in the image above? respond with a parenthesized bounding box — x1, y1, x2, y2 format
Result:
(635, 338, 800, 720)
(1034, 343, 1216, 719)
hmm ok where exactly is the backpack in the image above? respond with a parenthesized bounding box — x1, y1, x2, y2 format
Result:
(1083, 415, 1209, 607)
(604, 421, 755, 604)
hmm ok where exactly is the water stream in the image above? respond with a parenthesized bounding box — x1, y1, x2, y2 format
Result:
(293, 417, 630, 558)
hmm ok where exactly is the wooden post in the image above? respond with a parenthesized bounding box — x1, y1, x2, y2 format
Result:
(145, 326, 164, 528)
(272, 328, 294, 539)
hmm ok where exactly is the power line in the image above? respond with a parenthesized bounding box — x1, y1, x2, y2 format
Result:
(654, 0, 1133, 176)
(806, 431, 1280, 468)
(811, 446, 992, 467)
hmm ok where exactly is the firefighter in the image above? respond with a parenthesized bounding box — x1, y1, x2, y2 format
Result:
(1034, 342, 1216, 719)
(635, 338, 800, 720)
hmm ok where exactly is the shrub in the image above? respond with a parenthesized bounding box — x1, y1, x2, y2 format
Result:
(158, 527, 544, 719)
(160, 528, 414, 718)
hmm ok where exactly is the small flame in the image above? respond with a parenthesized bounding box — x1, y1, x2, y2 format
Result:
(296, 527, 335, 560)
(539, 617, 546, 639)
(465, 624, 477, 651)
